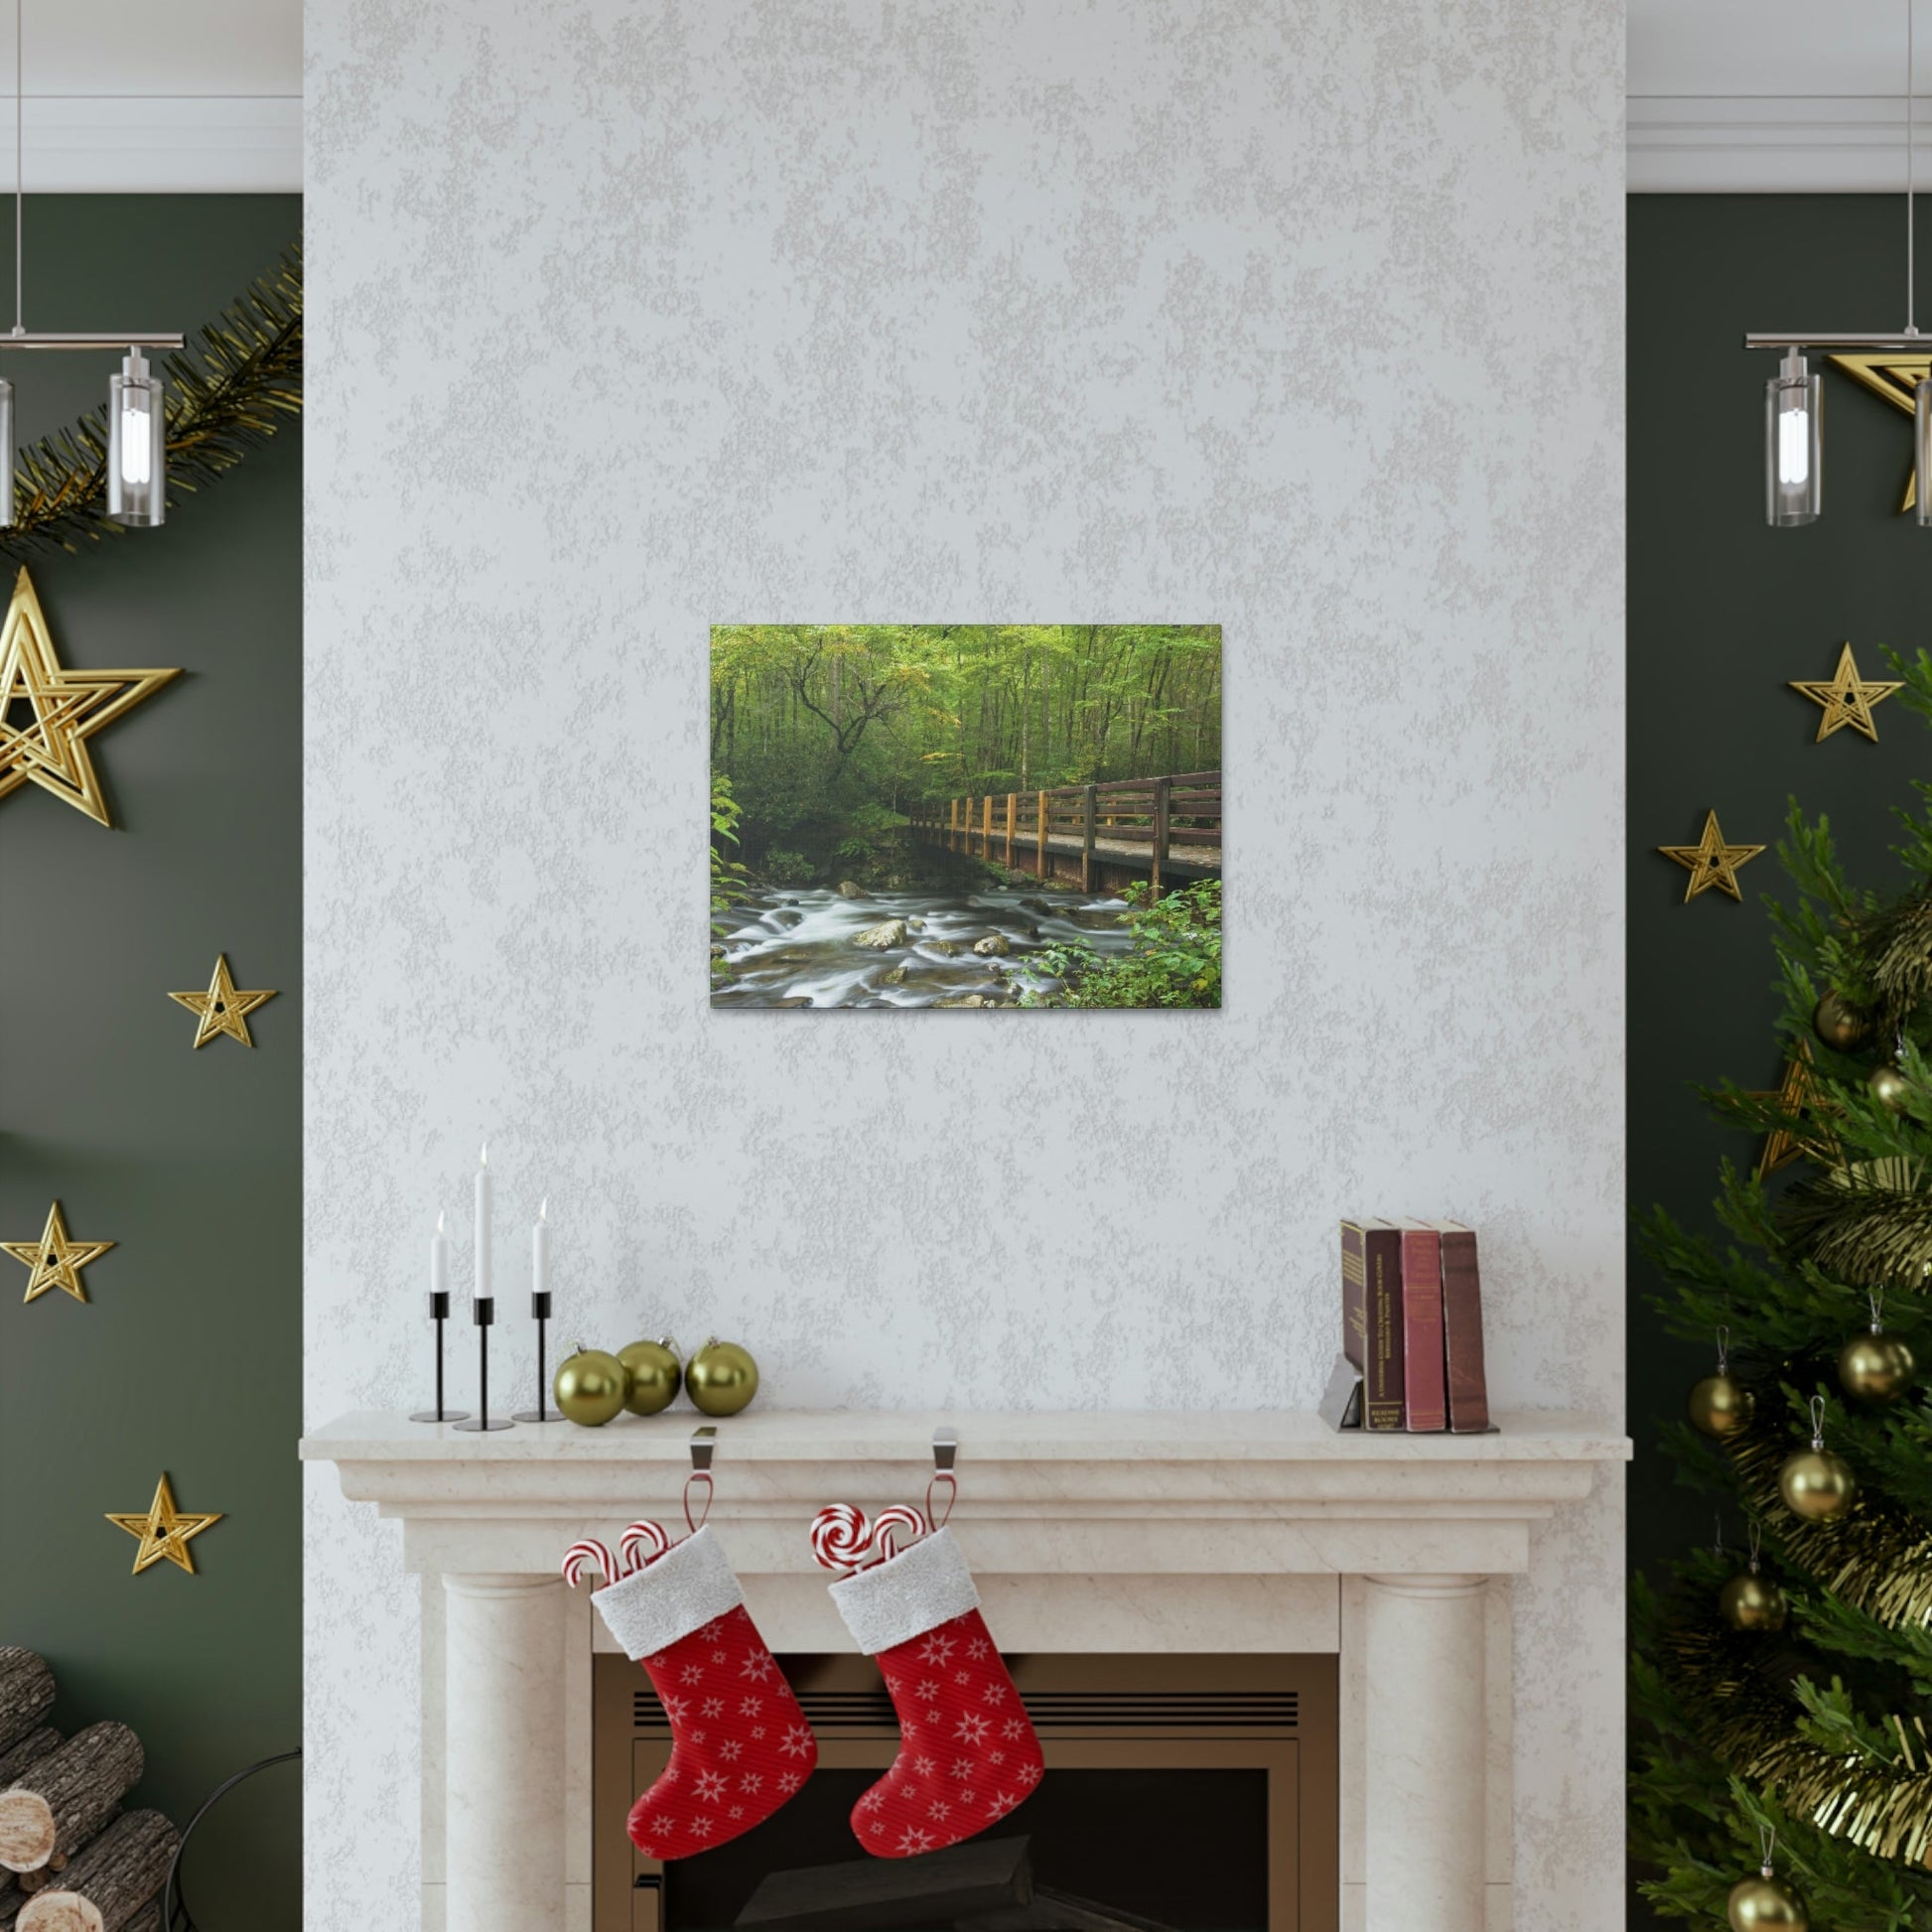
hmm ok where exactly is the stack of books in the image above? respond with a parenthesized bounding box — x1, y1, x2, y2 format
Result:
(1330, 1219, 1490, 1433)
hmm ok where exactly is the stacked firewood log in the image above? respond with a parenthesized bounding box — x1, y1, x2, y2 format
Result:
(0, 1649, 178, 1932)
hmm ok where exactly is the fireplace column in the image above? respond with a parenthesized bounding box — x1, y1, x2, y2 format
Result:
(1362, 1574, 1487, 1932)
(443, 1574, 566, 1932)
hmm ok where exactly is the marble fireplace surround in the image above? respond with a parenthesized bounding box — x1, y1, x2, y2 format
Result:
(302, 1409, 1627, 1932)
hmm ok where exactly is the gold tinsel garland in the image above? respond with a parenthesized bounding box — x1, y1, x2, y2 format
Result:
(1728, 1420, 1932, 1630)
(1656, 1403, 1932, 1869)
(1663, 1610, 1932, 1866)
(1781, 1166, 1932, 1291)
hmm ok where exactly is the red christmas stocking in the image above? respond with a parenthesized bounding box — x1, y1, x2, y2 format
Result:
(829, 1527, 1043, 1858)
(588, 1527, 818, 1859)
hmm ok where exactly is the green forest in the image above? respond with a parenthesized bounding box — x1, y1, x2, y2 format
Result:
(710, 623, 1221, 881)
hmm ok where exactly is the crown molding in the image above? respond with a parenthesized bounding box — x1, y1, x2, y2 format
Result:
(2, 96, 300, 193)
(1630, 94, 1932, 193)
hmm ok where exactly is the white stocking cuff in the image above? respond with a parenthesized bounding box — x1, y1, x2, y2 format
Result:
(829, 1527, 980, 1655)
(591, 1526, 744, 1661)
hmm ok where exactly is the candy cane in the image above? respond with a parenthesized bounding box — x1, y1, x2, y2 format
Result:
(871, 1504, 927, 1562)
(561, 1538, 618, 1590)
(620, 1519, 672, 1575)
(810, 1502, 873, 1574)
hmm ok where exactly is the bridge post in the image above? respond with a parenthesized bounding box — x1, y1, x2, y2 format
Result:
(1151, 776, 1171, 898)
(982, 794, 992, 857)
(1036, 790, 1048, 881)
(1004, 793, 1016, 869)
(948, 797, 958, 851)
(1081, 783, 1096, 894)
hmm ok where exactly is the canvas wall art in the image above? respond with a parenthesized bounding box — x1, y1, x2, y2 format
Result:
(710, 624, 1222, 1009)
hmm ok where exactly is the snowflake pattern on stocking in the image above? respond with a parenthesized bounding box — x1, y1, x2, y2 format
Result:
(851, 1606, 1042, 1859)
(625, 1604, 818, 1861)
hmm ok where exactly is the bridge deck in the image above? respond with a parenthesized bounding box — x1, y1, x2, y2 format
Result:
(937, 826, 1222, 880)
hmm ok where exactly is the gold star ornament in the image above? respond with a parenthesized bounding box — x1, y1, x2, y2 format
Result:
(169, 953, 277, 1048)
(106, 1473, 222, 1576)
(1829, 352, 1932, 511)
(1752, 1040, 1840, 1178)
(1789, 642, 1901, 744)
(3, 1201, 114, 1305)
(1657, 810, 1765, 902)
(0, 566, 180, 826)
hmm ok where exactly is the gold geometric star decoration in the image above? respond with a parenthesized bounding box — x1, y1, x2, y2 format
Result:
(105, 1472, 223, 1576)
(1657, 809, 1766, 902)
(169, 953, 278, 1048)
(1750, 1039, 1840, 1179)
(3, 1200, 115, 1305)
(1827, 351, 1932, 511)
(0, 566, 180, 826)
(1788, 641, 1902, 744)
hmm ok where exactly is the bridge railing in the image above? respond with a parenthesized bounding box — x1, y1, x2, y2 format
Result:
(909, 770, 1221, 895)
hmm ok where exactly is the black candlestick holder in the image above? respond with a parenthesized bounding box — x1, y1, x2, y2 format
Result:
(453, 1298, 515, 1432)
(409, 1292, 472, 1423)
(513, 1291, 564, 1422)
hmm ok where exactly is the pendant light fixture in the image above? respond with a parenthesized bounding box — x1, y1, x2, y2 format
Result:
(0, 0, 180, 529)
(1746, 0, 1929, 527)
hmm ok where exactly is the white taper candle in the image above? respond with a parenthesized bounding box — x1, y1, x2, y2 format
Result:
(475, 1144, 492, 1305)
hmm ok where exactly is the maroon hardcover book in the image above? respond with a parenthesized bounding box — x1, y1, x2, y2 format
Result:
(1434, 1220, 1490, 1433)
(1398, 1221, 1448, 1433)
(1341, 1219, 1404, 1431)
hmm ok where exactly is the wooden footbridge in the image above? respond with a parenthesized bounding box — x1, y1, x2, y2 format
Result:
(908, 771, 1222, 896)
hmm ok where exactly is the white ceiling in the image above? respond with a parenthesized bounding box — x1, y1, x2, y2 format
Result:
(1631, 0, 1932, 190)
(6, 1, 298, 96)
(11, 2, 1926, 195)
(5, 0, 299, 191)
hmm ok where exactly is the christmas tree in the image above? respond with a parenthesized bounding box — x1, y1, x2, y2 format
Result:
(1631, 651, 1932, 1926)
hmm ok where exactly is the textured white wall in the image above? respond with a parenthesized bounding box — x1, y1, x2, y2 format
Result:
(304, 1, 1626, 1924)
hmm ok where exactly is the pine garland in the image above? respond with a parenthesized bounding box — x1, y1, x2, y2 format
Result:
(0, 246, 302, 555)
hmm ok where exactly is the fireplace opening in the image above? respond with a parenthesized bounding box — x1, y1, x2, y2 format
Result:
(592, 1653, 1337, 1932)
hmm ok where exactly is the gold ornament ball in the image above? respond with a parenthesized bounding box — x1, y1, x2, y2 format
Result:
(1689, 1373, 1756, 1439)
(1839, 1331, 1916, 1403)
(553, 1346, 629, 1428)
(1812, 991, 1869, 1052)
(686, 1337, 759, 1417)
(1719, 1572, 1789, 1632)
(1778, 1447, 1858, 1521)
(618, 1336, 683, 1417)
(1727, 1873, 1807, 1931)
(1868, 1063, 1915, 1115)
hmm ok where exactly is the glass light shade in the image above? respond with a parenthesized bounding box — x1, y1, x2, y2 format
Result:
(1916, 377, 1932, 528)
(0, 376, 14, 529)
(1765, 350, 1822, 526)
(107, 348, 165, 527)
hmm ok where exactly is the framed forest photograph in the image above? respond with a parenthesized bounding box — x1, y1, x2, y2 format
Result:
(710, 624, 1222, 1010)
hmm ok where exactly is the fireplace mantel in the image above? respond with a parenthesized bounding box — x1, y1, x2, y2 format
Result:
(302, 1410, 1626, 1932)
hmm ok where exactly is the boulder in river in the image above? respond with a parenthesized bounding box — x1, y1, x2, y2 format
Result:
(924, 939, 960, 956)
(882, 963, 909, 985)
(837, 880, 866, 898)
(853, 918, 908, 949)
(973, 933, 1011, 956)
(937, 995, 990, 1008)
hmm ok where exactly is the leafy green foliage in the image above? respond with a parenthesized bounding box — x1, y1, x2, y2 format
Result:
(1023, 882, 1221, 1009)
(709, 776, 750, 941)
(760, 848, 816, 885)
(711, 624, 1220, 865)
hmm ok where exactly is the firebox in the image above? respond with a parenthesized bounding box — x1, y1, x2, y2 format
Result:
(592, 1653, 1337, 1932)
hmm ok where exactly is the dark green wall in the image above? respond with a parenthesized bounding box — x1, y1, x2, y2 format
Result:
(0, 197, 300, 1928)
(1629, 196, 1932, 1921)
